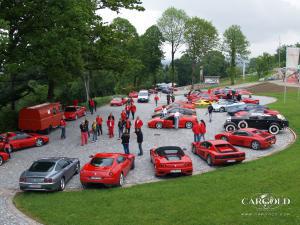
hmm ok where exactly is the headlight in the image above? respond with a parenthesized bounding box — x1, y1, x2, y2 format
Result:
(226, 117, 231, 122)
(277, 114, 285, 120)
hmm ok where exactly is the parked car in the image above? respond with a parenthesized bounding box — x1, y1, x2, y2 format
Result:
(194, 99, 214, 107)
(191, 140, 245, 166)
(0, 151, 10, 166)
(152, 107, 196, 118)
(137, 90, 150, 103)
(110, 96, 128, 106)
(224, 114, 289, 134)
(227, 104, 266, 116)
(19, 157, 80, 191)
(161, 87, 172, 94)
(19, 102, 64, 134)
(129, 91, 138, 98)
(235, 108, 279, 117)
(148, 114, 198, 129)
(241, 97, 259, 104)
(80, 153, 135, 187)
(150, 146, 193, 176)
(0, 132, 49, 152)
(212, 100, 245, 112)
(64, 106, 86, 120)
(215, 128, 276, 150)
(154, 102, 195, 112)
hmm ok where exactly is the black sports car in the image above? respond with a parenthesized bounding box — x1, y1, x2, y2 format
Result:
(152, 107, 196, 118)
(224, 114, 289, 134)
(227, 104, 266, 116)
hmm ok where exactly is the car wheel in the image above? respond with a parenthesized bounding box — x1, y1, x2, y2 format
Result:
(220, 136, 228, 141)
(220, 107, 225, 112)
(0, 156, 3, 166)
(118, 173, 125, 187)
(58, 177, 65, 191)
(35, 138, 44, 147)
(269, 124, 280, 135)
(75, 163, 80, 174)
(131, 160, 135, 170)
(155, 122, 163, 129)
(207, 155, 213, 166)
(8, 145, 13, 153)
(251, 141, 261, 150)
(225, 124, 237, 132)
(185, 122, 193, 129)
(81, 183, 88, 189)
(75, 115, 78, 120)
(238, 120, 248, 129)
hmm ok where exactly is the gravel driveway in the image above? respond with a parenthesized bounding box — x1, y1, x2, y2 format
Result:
(0, 93, 295, 225)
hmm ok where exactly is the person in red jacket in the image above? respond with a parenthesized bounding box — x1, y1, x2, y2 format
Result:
(125, 118, 131, 133)
(192, 121, 201, 142)
(89, 99, 95, 115)
(96, 115, 103, 136)
(60, 117, 67, 139)
(199, 120, 206, 141)
(154, 95, 159, 106)
(125, 104, 131, 119)
(73, 99, 79, 106)
(130, 104, 136, 120)
(121, 110, 127, 122)
(134, 116, 143, 132)
(107, 117, 115, 138)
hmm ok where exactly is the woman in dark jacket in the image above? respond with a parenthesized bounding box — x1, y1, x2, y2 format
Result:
(121, 131, 130, 154)
(135, 128, 143, 156)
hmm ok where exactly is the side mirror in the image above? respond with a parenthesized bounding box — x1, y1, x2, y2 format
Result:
(89, 155, 94, 158)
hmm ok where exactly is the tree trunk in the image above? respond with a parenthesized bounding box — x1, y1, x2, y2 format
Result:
(191, 61, 196, 89)
(83, 72, 91, 102)
(47, 79, 55, 101)
(10, 74, 16, 110)
(171, 42, 175, 87)
(230, 49, 236, 85)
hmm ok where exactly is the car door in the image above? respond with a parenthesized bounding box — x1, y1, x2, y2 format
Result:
(163, 116, 174, 128)
(19, 133, 36, 148)
(229, 131, 242, 145)
(58, 159, 72, 181)
(197, 142, 209, 158)
(117, 156, 130, 175)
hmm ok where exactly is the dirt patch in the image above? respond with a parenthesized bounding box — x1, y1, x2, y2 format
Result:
(245, 82, 298, 93)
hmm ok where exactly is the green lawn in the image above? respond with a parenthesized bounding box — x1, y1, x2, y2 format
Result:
(14, 91, 300, 225)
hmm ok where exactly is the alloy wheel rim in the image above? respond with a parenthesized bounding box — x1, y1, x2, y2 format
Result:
(36, 139, 43, 146)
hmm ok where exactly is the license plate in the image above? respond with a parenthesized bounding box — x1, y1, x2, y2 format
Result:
(90, 176, 102, 180)
(170, 170, 181, 173)
(227, 160, 236, 163)
(29, 184, 41, 188)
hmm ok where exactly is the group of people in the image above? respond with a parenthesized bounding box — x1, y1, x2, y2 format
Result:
(192, 120, 206, 142)
(166, 93, 175, 105)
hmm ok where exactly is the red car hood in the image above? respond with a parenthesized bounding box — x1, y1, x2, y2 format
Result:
(64, 112, 75, 117)
(111, 100, 122, 104)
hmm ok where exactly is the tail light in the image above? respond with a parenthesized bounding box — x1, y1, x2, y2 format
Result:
(185, 162, 192, 167)
(19, 177, 26, 182)
(44, 178, 53, 183)
(159, 163, 166, 168)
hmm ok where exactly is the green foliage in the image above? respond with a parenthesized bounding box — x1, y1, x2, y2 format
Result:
(202, 51, 228, 77)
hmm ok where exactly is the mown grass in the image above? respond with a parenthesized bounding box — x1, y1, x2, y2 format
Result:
(14, 90, 300, 225)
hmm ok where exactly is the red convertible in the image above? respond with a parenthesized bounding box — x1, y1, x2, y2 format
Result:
(64, 106, 86, 120)
(129, 91, 138, 98)
(154, 102, 195, 112)
(148, 114, 198, 129)
(80, 153, 135, 187)
(215, 128, 276, 150)
(0, 132, 49, 152)
(150, 146, 193, 176)
(110, 96, 128, 106)
(241, 98, 259, 104)
(191, 140, 245, 166)
(0, 151, 9, 166)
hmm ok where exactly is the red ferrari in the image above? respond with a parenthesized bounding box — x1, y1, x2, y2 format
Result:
(148, 114, 198, 129)
(0, 132, 49, 152)
(0, 151, 9, 166)
(191, 140, 245, 166)
(110, 96, 128, 106)
(154, 102, 195, 112)
(150, 146, 193, 176)
(80, 153, 135, 187)
(64, 106, 86, 120)
(215, 128, 276, 150)
(191, 93, 218, 103)
(241, 98, 259, 104)
(129, 91, 138, 98)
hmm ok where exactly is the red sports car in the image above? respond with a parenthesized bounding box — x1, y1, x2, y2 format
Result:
(0, 132, 49, 152)
(0, 151, 10, 166)
(129, 91, 138, 98)
(215, 128, 276, 150)
(64, 106, 86, 120)
(241, 98, 259, 104)
(80, 153, 135, 187)
(236, 89, 253, 95)
(191, 140, 245, 166)
(235, 109, 279, 117)
(148, 114, 198, 129)
(110, 96, 128, 106)
(154, 102, 195, 112)
(150, 146, 193, 176)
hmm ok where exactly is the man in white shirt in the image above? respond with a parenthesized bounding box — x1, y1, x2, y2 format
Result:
(174, 111, 180, 129)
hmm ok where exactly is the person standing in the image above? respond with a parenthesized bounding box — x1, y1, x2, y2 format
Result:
(154, 94, 159, 106)
(192, 121, 201, 142)
(107, 117, 115, 138)
(85, 118, 90, 138)
(2, 138, 11, 158)
(89, 99, 94, 114)
(130, 104, 136, 120)
(91, 121, 98, 142)
(96, 115, 103, 136)
(135, 128, 143, 156)
(125, 118, 131, 133)
(199, 120, 206, 141)
(121, 110, 127, 122)
(121, 131, 130, 154)
(174, 111, 180, 129)
(171, 94, 175, 103)
(207, 104, 213, 122)
(167, 93, 171, 105)
(80, 121, 88, 146)
(134, 116, 143, 132)
(162, 106, 168, 117)
(125, 104, 131, 119)
(118, 118, 124, 140)
(60, 117, 67, 139)
(73, 99, 79, 106)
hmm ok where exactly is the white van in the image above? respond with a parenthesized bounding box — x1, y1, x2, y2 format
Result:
(137, 90, 149, 103)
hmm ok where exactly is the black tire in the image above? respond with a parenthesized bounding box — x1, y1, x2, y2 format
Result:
(191, 144, 196, 154)
(238, 120, 248, 129)
(225, 123, 237, 132)
(220, 136, 228, 141)
(251, 140, 261, 150)
(0, 156, 3, 166)
(220, 107, 225, 112)
(185, 122, 193, 129)
(155, 122, 163, 129)
(207, 155, 213, 166)
(75, 163, 80, 174)
(118, 173, 125, 187)
(81, 183, 88, 189)
(58, 177, 65, 191)
(269, 124, 280, 135)
(131, 160, 135, 170)
(35, 138, 44, 147)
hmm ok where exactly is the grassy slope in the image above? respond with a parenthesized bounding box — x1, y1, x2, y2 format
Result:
(14, 91, 300, 225)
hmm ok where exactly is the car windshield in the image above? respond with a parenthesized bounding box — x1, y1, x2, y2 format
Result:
(65, 107, 76, 112)
(29, 162, 55, 172)
(113, 98, 121, 101)
(139, 92, 148, 96)
(91, 157, 114, 167)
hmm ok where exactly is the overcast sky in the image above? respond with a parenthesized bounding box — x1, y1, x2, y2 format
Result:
(100, 0, 300, 60)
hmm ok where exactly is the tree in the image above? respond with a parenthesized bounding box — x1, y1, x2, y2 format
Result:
(202, 50, 228, 77)
(223, 25, 250, 84)
(184, 17, 218, 86)
(157, 7, 188, 86)
(255, 53, 274, 78)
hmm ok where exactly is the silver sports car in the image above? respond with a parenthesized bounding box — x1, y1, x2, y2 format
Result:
(19, 157, 80, 191)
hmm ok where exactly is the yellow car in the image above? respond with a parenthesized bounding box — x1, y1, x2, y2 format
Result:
(194, 99, 214, 107)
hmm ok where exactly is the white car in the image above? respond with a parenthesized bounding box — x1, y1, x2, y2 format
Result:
(212, 100, 245, 112)
(137, 90, 149, 103)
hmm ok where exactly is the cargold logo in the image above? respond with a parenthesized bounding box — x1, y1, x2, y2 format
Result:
(242, 193, 291, 210)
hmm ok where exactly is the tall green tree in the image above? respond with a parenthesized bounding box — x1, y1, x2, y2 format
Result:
(202, 50, 228, 77)
(255, 52, 274, 78)
(223, 25, 250, 84)
(157, 7, 188, 86)
(184, 17, 218, 86)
